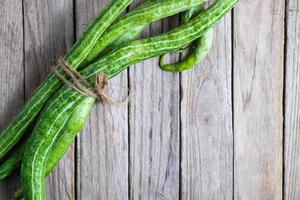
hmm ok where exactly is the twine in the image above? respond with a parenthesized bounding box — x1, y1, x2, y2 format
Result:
(52, 57, 127, 105)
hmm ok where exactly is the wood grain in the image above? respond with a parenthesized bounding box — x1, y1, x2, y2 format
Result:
(23, 0, 75, 199)
(233, 1, 284, 199)
(0, 0, 24, 199)
(0, 1, 293, 199)
(284, 0, 300, 199)
(75, 0, 129, 199)
(128, 1, 180, 199)
(181, 13, 233, 200)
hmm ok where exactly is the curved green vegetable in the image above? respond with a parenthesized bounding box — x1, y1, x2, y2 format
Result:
(11, 98, 95, 199)
(159, 4, 214, 72)
(0, 0, 207, 161)
(100, 25, 145, 56)
(80, 0, 209, 66)
(1, 0, 210, 186)
(0, 0, 133, 160)
(0, 0, 208, 184)
(160, 29, 214, 72)
(21, 0, 238, 199)
(45, 97, 95, 175)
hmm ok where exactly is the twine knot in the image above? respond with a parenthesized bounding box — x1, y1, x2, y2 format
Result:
(51, 57, 123, 105)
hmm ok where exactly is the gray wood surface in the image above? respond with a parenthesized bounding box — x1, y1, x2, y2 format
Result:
(181, 13, 233, 200)
(285, 0, 300, 199)
(0, 0, 299, 200)
(23, 0, 75, 199)
(233, 1, 285, 199)
(0, 0, 23, 199)
(75, 0, 129, 199)
(129, 1, 180, 199)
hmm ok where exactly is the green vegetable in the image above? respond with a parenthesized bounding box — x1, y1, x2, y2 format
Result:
(80, 0, 209, 66)
(0, 0, 133, 160)
(160, 29, 214, 71)
(0, 0, 206, 161)
(159, 5, 214, 72)
(0, 0, 208, 183)
(1, 0, 209, 187)
(45, 97, 95, 175)
(14, 97, 95, 199)
(0, 142, 27, 180)
(21, 0, 238, 199)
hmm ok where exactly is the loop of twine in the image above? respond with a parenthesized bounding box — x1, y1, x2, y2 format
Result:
(52, 57, 128, 105)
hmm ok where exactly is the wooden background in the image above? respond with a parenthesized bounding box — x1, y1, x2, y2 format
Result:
(0, 0, 297, 199)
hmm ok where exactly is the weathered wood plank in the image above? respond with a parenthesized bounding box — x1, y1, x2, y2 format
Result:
(233, 1, 284, 199)
(0, 0, 24, 199)
(128, 1, 180, 199)
(23, 0, 75, 199)
(284, 1, 300, 199)
(75, 0, 129, 199)
(180, 13, 233, 199)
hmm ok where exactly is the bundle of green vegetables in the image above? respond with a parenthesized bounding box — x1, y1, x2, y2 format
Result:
(0, 0, 238, 199)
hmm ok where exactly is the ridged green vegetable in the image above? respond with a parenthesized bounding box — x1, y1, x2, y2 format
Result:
(0, 0, 207, 162)
(0, 0, 211, 194)
(80, 0, 209, 66)
(0, 0, 133, 160)
(0, 0, 208, 183)
(21, 0, 238, 199)
(12, 98, 95, 199)
(46, 97, 95, 175)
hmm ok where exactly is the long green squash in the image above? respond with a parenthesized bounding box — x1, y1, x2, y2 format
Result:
(79, 0, 209, 66)
(0, 0, 211, 185)
(0, 0, 209, 181)
(13, 97, 95, 199)
(0, 98, 94, 181)
(21, 0, 239, 199)
(0, 0, 207, 161)
(0, 0, 133, 159)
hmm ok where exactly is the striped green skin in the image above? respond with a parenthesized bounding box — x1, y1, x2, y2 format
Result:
(0, 0, 210, 185)
(13, 21, 143, 199)
(96, 0, 182, 56)
(100, 0, 206, 57)
(79, 0, 209, 66)
(0, 0, 209, 184)
(0, 0, 205, 161)
(0, 0, 205, 183)
(0, 0, 133, 160)
(100, 25, 145, 57)
(45, 97, 95, 175)
(65, 0, 133, 67)
(82, 0, 239, 79)
(21, 0, 239, 199)
(22, 87, 85, 200)
(160, 5, 215, 72)
(101, 1, 184, 56)
(11, 98, 95, 199)
(182, 4, 205, 23)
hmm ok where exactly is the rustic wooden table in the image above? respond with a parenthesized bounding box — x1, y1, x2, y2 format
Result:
(0, 0, 297, 199)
